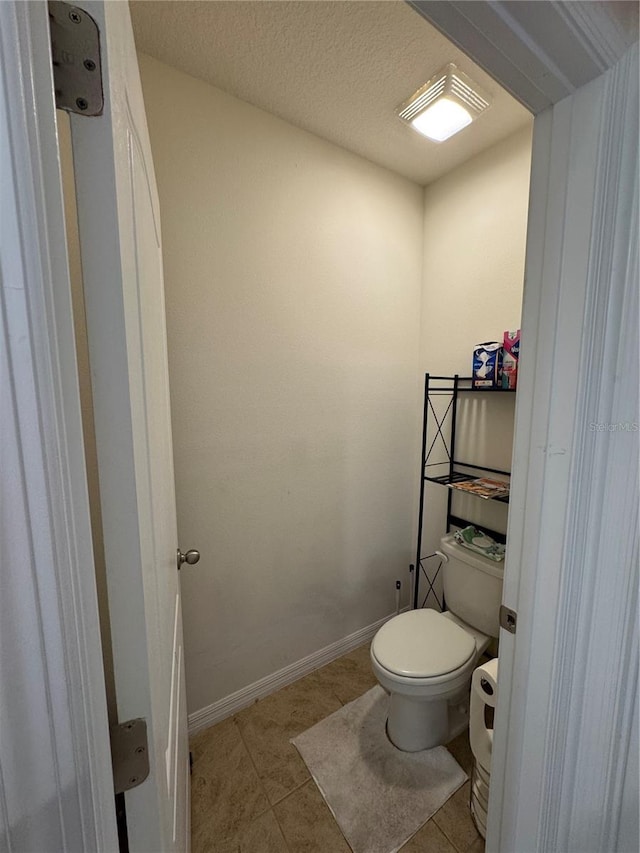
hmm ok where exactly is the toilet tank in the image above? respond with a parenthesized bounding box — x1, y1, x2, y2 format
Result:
(440, 533, 504, 638)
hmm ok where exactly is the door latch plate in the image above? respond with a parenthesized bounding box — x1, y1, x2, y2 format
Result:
(48, 2, 103, 116)
(499, 604, 517, 634)
(110, 718, 150, 794)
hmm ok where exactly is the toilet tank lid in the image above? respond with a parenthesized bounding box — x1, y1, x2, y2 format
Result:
(371, 609, 476, 678)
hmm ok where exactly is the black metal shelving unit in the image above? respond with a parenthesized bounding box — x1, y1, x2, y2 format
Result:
(412, 374, 515, 610)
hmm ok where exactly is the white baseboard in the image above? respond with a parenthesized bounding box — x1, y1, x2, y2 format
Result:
(188, 609, 406, 735)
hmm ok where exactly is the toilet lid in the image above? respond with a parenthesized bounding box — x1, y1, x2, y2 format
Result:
(372, 609, 476, 678)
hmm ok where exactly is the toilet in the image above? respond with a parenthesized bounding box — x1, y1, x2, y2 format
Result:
(371, 532, 504, 752)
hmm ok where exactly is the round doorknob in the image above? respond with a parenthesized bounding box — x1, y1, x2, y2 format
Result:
(177, 548, 200, 570)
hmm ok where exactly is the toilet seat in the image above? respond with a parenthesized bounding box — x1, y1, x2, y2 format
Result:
(371, 609, 476, 680)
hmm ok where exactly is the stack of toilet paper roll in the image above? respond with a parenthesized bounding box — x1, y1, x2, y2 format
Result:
(469, 657, 498, 839)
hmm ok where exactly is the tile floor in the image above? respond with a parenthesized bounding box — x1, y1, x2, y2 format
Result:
(190, 642, 485, 853)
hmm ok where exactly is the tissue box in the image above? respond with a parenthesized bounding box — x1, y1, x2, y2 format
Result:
(472, 342, 503, 388)
(502, 330, 520, 389)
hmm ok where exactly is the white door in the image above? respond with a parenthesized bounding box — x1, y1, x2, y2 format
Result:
(63, 2, 190, 850)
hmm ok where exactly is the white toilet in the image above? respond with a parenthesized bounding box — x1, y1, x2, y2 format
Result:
(371, 532, 504, 752)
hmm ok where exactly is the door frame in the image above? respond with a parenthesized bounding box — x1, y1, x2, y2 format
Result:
(0, 1, 118, 848)
(487, 48, 638, 852)
(1, 0, 637, 850)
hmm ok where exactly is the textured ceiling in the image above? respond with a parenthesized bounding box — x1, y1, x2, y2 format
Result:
(130, 0, 532, 186)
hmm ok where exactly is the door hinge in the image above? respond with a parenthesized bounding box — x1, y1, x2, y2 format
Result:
(48, 2, 103, 116)
(110, 718, 150, 795)
(499, 604, 517, 634)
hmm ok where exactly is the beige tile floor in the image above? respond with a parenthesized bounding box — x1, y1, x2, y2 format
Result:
(190, 642, 485, 853)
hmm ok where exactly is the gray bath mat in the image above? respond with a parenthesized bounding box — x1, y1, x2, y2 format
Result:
(291, 686, 467, 853)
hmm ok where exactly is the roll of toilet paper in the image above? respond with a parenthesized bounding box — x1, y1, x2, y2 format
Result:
(471, 657, 499, 708)
(469, 657, 499, 774)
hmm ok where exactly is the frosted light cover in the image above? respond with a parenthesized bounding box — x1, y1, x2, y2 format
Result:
(411, 97, 472, 142)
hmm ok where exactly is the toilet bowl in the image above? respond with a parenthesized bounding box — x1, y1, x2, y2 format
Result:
(371, 533, 504, 752)
(371, 608, 489, 751)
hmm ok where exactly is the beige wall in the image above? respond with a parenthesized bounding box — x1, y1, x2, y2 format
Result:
(138, 54, 425, 713)
(417, 127, 533, 583)
(420, 126, 532, 375)
(138, 51, 532, 712)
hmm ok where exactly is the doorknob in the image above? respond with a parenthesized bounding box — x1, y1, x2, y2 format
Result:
(177, 548, 200, 570)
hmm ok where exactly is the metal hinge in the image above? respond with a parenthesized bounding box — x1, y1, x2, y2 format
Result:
(48, 2, 103, 116)
(110, 718, 150, 795)
(499, 604, 517, 634)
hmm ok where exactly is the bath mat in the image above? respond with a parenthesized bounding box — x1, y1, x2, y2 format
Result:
(291, 686, 467, 853)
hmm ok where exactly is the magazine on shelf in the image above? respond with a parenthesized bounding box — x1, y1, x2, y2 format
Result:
(448, 477, 510, 499)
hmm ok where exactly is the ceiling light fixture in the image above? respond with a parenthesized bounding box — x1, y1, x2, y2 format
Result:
(398, 64, 491, 143)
